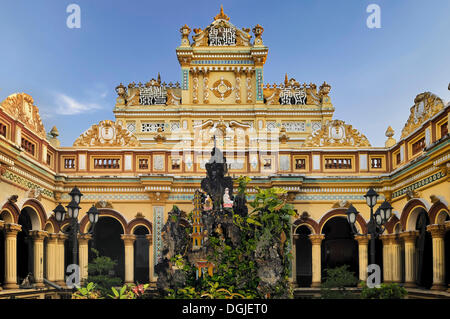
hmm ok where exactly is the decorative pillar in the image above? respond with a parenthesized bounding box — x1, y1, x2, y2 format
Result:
(245, 69, 253, 103)
(390, 234, 402, 283)
(121, 234, 136, 284)
(29, 230, 48, 288)
(446, 220, 450, 292)
(78, 234, 92, 284)
(192, 69, 199, 104)
(355, 235, 370, 283)
(203, 70, 209, 104)
(4, 223, 22, 289)
(309, 234, 324, 287)
(380, 234, 392, 283)
(234, 70, 241, 104)
(146, 234, 154, 283)
(55, 233, 68, 286)
(400, 231, 419, 288)
(45, 234, 58, 283)
(427, 224, 446, 290)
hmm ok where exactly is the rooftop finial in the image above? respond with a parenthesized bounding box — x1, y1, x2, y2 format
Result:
(214, 5, 230, 21)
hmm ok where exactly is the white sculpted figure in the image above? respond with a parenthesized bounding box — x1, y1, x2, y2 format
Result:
(223, 188, 233, 208)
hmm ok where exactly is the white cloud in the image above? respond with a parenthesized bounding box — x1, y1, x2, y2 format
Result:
(54, 93, 103, 115)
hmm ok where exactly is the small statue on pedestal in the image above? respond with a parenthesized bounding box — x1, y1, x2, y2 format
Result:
(223, 188, 233, 208)
(203, 195, 213, 211)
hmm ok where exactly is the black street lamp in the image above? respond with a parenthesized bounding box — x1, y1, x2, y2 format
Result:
(346, 188, 393, 265)
(53, 186, 99, 286)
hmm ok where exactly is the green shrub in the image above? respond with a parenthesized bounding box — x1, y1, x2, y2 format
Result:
(360, 282, 407, 299)
(320, 265, 359, 299)
(87, 248, 122, 297)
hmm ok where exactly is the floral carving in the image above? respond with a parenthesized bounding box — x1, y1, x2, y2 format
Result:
(303, 119, 371, 147)
(73, 120, 141, 147)
(210, 77, 234, 101)
(0, 93, 46, 139)
(400, 92, 444, 139)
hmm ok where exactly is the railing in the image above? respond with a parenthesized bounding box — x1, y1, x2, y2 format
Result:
(21, 138, 35, 156)
(324, 158, 352, 169)
(371, 158, 382, 169)
(139, 159, 149, 170)
(295, 158, 306, 169)
(64, 158, 76, 169)
(412, 137, 425, 155)
(0, 123, 7, 138)
(93, 158, 120, 169)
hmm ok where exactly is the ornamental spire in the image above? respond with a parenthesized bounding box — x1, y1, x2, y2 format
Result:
(214, 5, 230, 21)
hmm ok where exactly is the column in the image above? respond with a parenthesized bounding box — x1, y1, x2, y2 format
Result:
(45, 234, 58, 283)
(55, 233, 68, 287)
(4, 223, 22, 289)
(146, 234, 154, 282)
(446, 220, 450, 292)
(78, 234, 92, 285)
(121, 234, 136, 285)
(427, 224, 446, 290)
(400, 231, 419, 288)
(0, 220, 4, 290)
(30, 230, 48, 288)
(291, 234, 298, 286)
(355, 235, 370, 283)
(390, 234, 402, 283)
(309, 234, 324, 287)
(380, 234, 392, 283)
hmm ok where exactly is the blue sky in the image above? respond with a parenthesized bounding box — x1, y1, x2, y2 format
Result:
(0, 0, 449, 147)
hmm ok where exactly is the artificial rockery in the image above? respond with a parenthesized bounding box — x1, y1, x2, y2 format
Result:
(155, 145, 296, 299)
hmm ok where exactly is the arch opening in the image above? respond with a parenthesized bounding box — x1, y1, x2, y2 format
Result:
(295, 225, 312, 287)
(321, 216, 358, 283)
(0, 210, 14, 223)
(89, 216, 125, 282)
(17, 208, 36, 282)
(415, 209, 432, 289)
(133, 226, 149, 284)
(0, 228, 4, 285)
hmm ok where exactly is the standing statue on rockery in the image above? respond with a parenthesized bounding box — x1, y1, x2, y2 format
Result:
(200, 140, 234, 211)
(155, 206, 190, 295)
(156, 143, 295, 299)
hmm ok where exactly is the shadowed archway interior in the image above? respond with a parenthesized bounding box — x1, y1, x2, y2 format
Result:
(89, 216, 125, 282)
(17, 208, 34, 282)
(321, 216, 358, 281)
(445, 222, 450, 287)
(133, 226, 149, 284)
(415, 209, 433, 289)
(0, 226, 4, 285)
(295, 225, 312, 287)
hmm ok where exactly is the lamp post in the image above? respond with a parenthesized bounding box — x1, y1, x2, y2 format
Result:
(53, 186, 99, 286)
(345, 188, 393, 265)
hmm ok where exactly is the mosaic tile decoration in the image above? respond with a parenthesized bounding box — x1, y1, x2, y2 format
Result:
(182, 69, 189, 90)
(2, 170, 53, 198)
(153, 206, 164, 265)
(192, 60, 254, 65)
(391, 171, 445, 199)
(256, 68, 263, 101)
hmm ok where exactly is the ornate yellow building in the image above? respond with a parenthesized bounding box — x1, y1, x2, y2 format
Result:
(0, 7, 449, 297)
